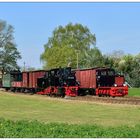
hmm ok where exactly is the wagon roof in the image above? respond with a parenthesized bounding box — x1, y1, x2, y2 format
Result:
(73, 67, 114, 71)
(22, 70, 48, 73)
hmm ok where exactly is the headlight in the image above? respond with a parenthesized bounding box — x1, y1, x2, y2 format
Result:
(114, 84, 117, 87)
(123, 83, 127, 86)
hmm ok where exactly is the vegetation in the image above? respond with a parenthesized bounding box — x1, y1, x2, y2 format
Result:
(40, 23, 96, 69)
(0, 20, 21, 74)
(0, 118, 140, 138)
(128, 88, 140, 97)
(85, 47, 104, 67)
(0, 89, 140, 138)
(0, 91, 140, 127)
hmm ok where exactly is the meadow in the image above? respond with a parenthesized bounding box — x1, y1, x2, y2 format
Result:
(128, 88, 140, 97)
(0, 88, 140, 137)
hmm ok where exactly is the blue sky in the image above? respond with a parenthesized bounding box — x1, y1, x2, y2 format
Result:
(0, 2, 140, 68)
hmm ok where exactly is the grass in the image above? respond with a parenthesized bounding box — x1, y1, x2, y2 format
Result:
(128, 88, 140, 97)
(0, 91, 140, 127)
(0, 90, 140, 138)
(0, 118, 140, 138)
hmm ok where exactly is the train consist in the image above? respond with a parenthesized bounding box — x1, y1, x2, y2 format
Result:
(1, 67, 128, 97)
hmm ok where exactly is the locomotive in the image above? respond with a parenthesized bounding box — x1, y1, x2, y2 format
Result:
(37, 67, 79, 96)
(1, 67, 128, 97)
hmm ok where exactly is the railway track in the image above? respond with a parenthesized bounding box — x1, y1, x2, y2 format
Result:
(1, 90, 140, 105)
(71, 95, 140, 105)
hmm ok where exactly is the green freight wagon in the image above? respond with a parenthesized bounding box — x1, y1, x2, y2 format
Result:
(2, 73, 13, 90)
(2, 71, 22, 91)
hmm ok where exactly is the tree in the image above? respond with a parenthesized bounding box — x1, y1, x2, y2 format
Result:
(129, 54, 140, 87)
(41, 23, 96, 69)
(118, 55, 134, 73)
(102, 55, 114, 68)
(41, 45, 77, 69)
(84, 47, 104, 68)
(0, 20, 21, 74)
(102, 50, 125, 73)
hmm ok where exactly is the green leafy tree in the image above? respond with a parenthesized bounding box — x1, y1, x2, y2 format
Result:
(41, 45, 77, 69)
(41, 23, 96, 69)
(101, 50, 124, 71)
(118, 55, 134, 73)
(102, 55, 114, 68)
(0, 20, 21, 74)
(128, 54, 140, 87)
(84, 47, 104, 68)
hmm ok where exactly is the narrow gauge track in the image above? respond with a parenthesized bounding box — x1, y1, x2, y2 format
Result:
(71, 95, 140, 105)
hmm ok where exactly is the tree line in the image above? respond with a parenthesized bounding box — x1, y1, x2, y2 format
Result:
(0, 20, 140, 87)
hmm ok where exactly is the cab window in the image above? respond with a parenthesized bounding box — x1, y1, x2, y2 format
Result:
(108, 70, 115, 76)
(101, 71, 107, 76)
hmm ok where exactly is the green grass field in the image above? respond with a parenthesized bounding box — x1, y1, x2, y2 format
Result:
(128, 88, 140, 97)
(0, 89, 140, 137)
(0, 90, 140, 126)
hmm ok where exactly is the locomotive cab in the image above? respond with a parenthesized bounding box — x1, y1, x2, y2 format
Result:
(96, 68, 128, 97)
(96, 68, 126, 87)
(96, 69, 115, 87)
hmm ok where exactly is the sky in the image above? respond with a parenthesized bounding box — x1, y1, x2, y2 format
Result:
(0, 2, 140, 68)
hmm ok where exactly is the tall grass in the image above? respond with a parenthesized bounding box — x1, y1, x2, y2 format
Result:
(0, 118, 140, 138)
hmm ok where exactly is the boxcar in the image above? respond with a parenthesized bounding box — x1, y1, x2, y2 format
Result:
(28, 70, 46, 92)
(22, 72, 29, 88)
(12, 70, 46, 93)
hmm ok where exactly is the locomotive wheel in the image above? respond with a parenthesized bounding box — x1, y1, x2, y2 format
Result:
(58, 87, 65, 97)
(5, 88, 9, 92)
(61, 94, 65, 98)
(11, 88, 16, 92)
(98, 94, 102, 97)
(21, 88, 25, 93)
(50, 93, 53, 97)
